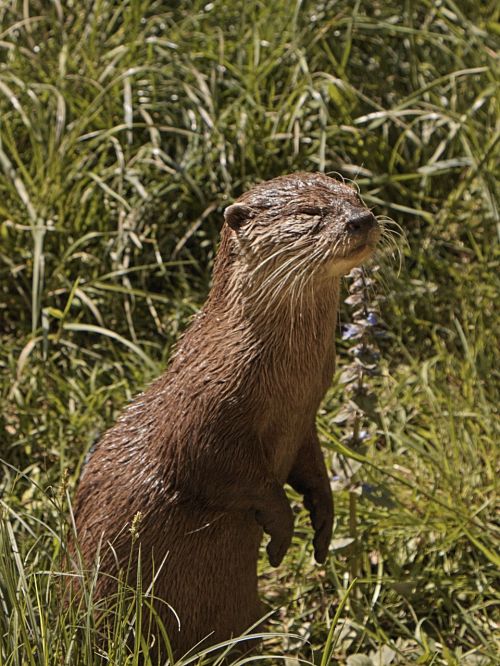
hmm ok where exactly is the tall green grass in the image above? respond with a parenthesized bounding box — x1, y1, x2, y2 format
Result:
(1, 0, 498, 664)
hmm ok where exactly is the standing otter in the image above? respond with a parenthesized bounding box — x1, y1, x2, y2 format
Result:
(73, 172, 380, 656)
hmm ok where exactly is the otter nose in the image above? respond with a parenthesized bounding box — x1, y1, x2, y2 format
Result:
(348, 211, 376, 232)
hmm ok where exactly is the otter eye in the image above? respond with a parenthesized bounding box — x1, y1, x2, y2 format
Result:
(297, 205, 323, 216)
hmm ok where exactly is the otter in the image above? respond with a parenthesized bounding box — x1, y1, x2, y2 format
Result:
(72, 172, 380, 656)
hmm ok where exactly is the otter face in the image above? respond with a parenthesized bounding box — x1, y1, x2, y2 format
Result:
(224, 172, 380, 279)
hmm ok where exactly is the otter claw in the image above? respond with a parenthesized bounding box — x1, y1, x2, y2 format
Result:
(313, 530, 330, 564)
(267, 532, 292, 567)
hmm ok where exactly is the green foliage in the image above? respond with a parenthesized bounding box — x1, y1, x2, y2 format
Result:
(0, 0, 498, 664)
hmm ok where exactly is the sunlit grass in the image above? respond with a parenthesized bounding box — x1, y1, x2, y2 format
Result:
(1, 0, 498, 664)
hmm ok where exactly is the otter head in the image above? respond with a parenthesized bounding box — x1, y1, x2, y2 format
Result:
(222, 173, 380, 288)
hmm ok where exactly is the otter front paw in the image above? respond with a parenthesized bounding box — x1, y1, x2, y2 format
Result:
(255, 487, 294, 567)
(265, 509, 294, 567)
(304, 487, 333, 564)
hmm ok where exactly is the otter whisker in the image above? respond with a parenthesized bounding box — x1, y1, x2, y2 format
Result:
(253, 248, 313, 302)
(377, 232, 404, 274)
(252, 263, 297, 323)
(250, 237, 314, 278)
(255, 249, 306, 290)
(327, 237, 344, 264)
(264, 256, 310, 319)
(370, 263, 392, 300)
(250, 244, 300, 278)
(376, 215, 405, 236)
(288, 254, 319, 343)
(379, 228, 404, 245)
(296, 260, 318, 329)
(289, 253, 315, 341)
(289, 245, 329, 335)
(256, 249, 316, 332)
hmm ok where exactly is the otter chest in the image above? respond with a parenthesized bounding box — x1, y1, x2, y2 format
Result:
(258, 379, 330, 483)
(268, 422, 310, 483)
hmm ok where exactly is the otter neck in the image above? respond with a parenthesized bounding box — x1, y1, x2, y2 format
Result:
(250, 277, 338, 342)
(208, 270, 340, 380)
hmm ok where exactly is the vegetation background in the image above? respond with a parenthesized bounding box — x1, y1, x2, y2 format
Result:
(0, 0, 498, 664)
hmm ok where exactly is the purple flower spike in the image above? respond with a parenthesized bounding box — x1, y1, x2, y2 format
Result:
(341, 323, 364, 340)
(344, 293, 364, 306)
(340, 263, 383, 456)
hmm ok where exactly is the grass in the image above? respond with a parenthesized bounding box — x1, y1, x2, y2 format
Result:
(0, 0, 499, 663)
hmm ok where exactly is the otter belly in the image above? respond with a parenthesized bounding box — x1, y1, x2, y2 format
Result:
(82, 502, 263, 657)
(154, 506, 263, 653)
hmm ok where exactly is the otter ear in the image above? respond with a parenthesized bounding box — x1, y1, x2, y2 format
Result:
(224, 203, 254, 231)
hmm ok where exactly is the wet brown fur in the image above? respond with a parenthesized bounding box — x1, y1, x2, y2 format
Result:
(72, 172, 380, 657)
